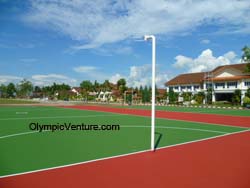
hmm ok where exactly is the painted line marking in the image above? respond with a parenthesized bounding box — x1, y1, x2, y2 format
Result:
(0, 129, 248, 179)
(122, 125, 228, 134)
(15, 112, 28, 115)
(0, 130, 49, 139)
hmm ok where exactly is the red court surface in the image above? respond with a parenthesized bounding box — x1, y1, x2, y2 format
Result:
(1, 131, 249, 188)
(60, 105, 250, 128)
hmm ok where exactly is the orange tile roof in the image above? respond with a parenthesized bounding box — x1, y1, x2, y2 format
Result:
(208, 75, 250, 82)
(211, 63, 248, 75)
(165, 72, 207, 86)
(166, 63, 250, 86)
(157, 89, 166, 95)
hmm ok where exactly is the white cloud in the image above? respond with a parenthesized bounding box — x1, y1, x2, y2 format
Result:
(200, 39, 211, 44)
(31, 74, 77, 86)
(73, 66, 109, 82)
(110, 73, 123, 84)
(0, 75, 23, 84)
(114, 46, 133, 55)
(73, 66, 97, 73)
(110, 64, 169, 88)
(174, 56, 193, 68)
(89, 45, 134, 56)
(0, 74, 77, 86)
(173, 49, 240, 73)
(24, 0, 250, 49)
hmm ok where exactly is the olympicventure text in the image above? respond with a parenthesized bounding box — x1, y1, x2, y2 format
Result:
(29, 122, 120, 132)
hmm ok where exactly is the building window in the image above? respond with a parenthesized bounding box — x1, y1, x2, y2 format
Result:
(215, 83, 225, 89)
(206, 83, 212, 89)
(244, 82, 250, 87)
(227, 82, 237, 88)
(187, 86, 191, 90)
(181, 86, 186, 91)
(174, 86, 179, 90)
(194, 85, 199, 90)
(169, 87, 173, 90)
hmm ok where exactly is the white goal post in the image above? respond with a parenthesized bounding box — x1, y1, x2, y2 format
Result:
(144, 35, 156, 151)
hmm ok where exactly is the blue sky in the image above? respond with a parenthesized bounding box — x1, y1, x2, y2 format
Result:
(0, 0, 250, 88)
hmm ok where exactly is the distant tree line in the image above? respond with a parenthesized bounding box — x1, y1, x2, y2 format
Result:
(0, 78, 166, 103)
(0, 80, 71, 100)
(0, 79, 33, 98)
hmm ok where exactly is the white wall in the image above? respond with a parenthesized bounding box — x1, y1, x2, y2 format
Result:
(216, 67, 248, 78)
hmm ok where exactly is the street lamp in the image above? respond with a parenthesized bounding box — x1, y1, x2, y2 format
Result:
(144, 35, 156, 151)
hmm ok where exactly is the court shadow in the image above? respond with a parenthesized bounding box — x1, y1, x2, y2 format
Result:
(154, 132, 163, 151)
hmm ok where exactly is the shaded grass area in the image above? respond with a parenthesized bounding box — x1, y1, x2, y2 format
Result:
(0, 98, 39, 104)
(0, 106, 246, 177)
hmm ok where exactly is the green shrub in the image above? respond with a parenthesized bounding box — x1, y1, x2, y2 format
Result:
(232, 89, 241, 105)
(193, 92, 205, 104)
(243, 96, 250, 106)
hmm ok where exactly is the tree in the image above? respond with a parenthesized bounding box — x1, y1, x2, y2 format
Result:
(117, 78, 127, 96)
(134, 86, 139, 95)
(232, 89, 241, 105)
(102, 80, 111, 91)
(168, 88, 177, 104)
(34, 86, 42, 93)
(242, 46, 250, 72)
(193, 92, 205, 104)
(56, 83, 71, 100)
(117, 78, 126, 88)
(147, 86, 152, 102)
(139, 85, 143, 91)
(80, 80, 93, 91)
(243, 96, 250, 107)
(6, 83, 16, 98)
(142, 86, 149, 103)
(0, 84, 7, 98)
(181, 92, 192, 101)
(41, 86, 53, 98)
(80, 80, 93, 100)
(126, 94, 132, 103)
(206, 88, 213, 104)
(93, 80, 100, 92)
(245, 88, 250, 98)
(17, 79, 33, 98)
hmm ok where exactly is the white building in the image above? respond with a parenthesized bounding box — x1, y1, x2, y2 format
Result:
(165, 63, 250, 104)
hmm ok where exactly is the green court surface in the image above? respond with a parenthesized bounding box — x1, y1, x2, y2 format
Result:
(0, 106, 247, 177)
(102, 104, 250, 116)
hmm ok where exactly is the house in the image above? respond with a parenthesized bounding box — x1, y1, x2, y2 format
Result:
(71, 87, 82, 96)
(156, 89, 167, 102)
(165, 63, 250, 104)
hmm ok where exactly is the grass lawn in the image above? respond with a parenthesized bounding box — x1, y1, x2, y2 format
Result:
(0, 98, 39, 104)
(0, 106, 246, 177)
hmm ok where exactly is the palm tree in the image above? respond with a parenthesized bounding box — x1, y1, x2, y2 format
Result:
(80, 80, 93, 101)
(242, 46, 250, 72)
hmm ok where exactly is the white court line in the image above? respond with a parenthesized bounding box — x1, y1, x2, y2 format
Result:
(156, 129, 250, 151)
(122, 125, 228, 134)
(0, 129, 249, 179)
(0, 130, 49, 139)
(0, 114, 125, 121)
(0, 125, 228, 139)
